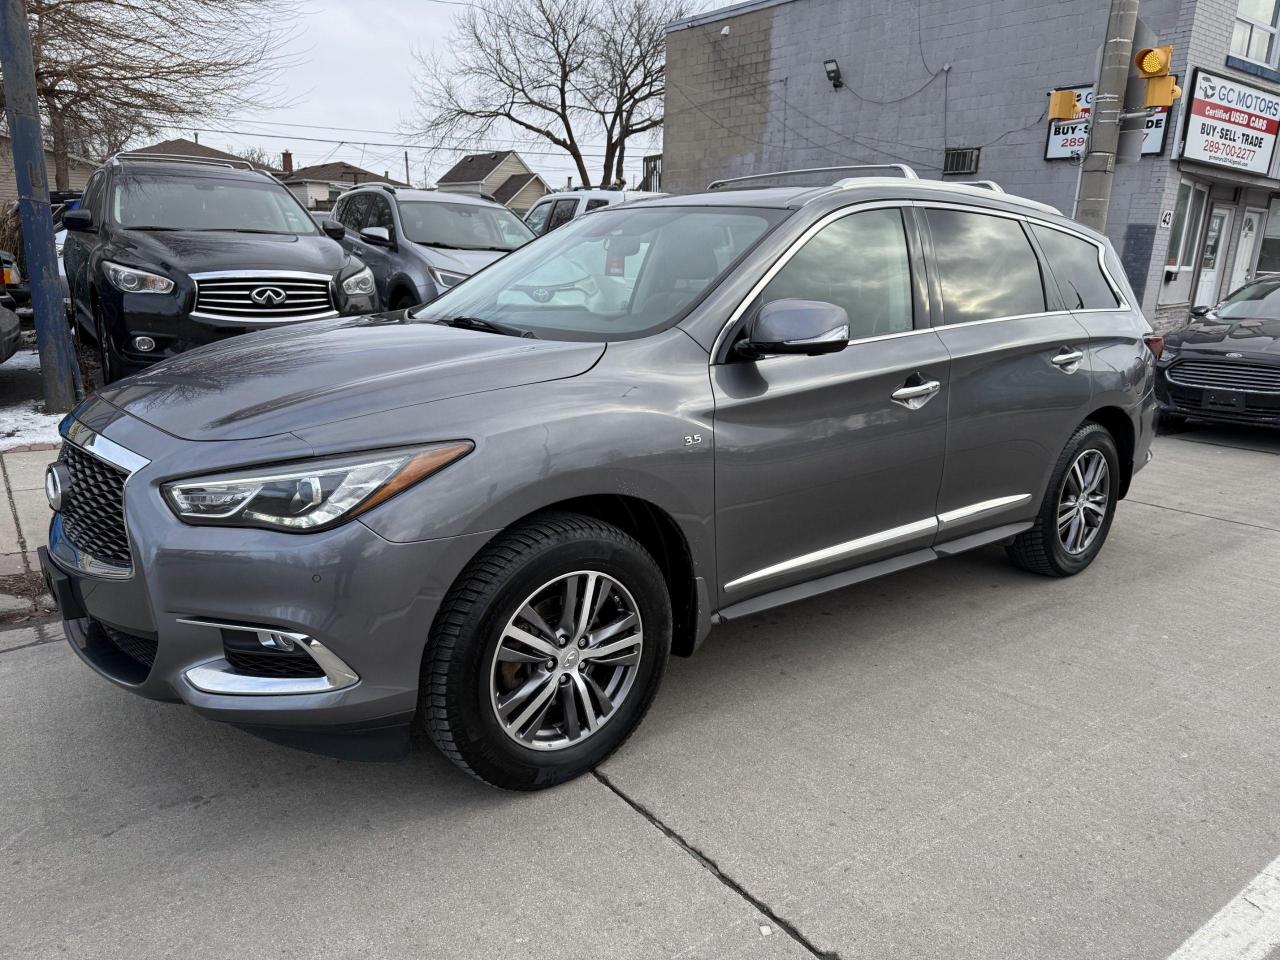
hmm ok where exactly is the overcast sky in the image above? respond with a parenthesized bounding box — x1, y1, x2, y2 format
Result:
(175, 0, 730, 189)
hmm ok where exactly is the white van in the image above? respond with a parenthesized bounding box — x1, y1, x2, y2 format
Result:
(524, 189, 664, 236)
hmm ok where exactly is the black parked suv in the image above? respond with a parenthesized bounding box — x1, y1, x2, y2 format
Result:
(61, 154, 380, 381)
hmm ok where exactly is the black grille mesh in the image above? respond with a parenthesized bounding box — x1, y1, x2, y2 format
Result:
(225, 648, 325, 678)
(59, 443, 131, 567)
(97, 621, 158, 669)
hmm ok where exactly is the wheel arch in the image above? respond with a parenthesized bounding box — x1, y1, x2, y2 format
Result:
(1084, 406, 1136, 499)
(503, 494, 706, 658)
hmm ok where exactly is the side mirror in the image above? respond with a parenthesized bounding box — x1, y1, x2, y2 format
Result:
(736, 299, 849, 358)
(359, 225, 393, 247)
(320, 219, 345, 241)
(1189, 304, 1211, 317)
(63, 209, 94, 233)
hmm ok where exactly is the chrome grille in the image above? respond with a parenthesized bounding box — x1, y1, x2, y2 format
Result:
(192, 273, 336, 323)
(1167, 358, 1280, 394)
(59, 443, 132, 568)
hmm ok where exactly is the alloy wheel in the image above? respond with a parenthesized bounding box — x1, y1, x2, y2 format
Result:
(489, 570, 644, 752)
(1057, 449, 1110, 555)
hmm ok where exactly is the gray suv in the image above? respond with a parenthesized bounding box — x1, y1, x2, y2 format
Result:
(329, 185, 534, 309)
(40, 167, 1157, 790)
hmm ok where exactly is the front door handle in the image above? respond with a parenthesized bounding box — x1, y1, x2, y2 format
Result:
(1051, 348, 1085, 373)
(891, 379, 941, 410)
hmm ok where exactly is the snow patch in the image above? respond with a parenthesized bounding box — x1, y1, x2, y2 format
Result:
(0, 351, 64, 449)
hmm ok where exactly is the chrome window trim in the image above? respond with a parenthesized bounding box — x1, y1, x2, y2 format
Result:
(724, 494, 1034, 591)
(177, 617, 360, 696)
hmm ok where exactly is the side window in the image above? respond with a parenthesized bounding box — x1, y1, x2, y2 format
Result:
(525, 202, 551, 235)
(366, 194, 394, 233)
(925, 209, 1047, 325)
(1031, 225, 1120, 310)
(759, 208, 915, 340)
(342, 194, 372, 232)
(546, 199, 578, 232)
(82, 173, 105, 220)
(331, 196, 347, 224)
(585, 198, 610, 212)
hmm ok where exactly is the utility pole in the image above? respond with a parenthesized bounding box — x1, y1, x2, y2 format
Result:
(1076, 0, 1139, 232)
(404, 150, 411, 187)
(0, 0, 80, 412)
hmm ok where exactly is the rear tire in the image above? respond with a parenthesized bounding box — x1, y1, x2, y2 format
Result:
(1006, 422, 1120, 578)
(420, 513, 671, 790)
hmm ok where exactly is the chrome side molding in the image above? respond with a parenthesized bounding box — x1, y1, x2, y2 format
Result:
(725, 494, 1033, 591)
(177, 618, 359, 696)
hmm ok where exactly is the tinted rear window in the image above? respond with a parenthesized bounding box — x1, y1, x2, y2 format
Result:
(926, 209, 1046, 324)
(1032, 225, 1119, 310)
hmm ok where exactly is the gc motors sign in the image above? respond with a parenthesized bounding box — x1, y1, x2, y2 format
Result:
(1182, 68, 1280, 175)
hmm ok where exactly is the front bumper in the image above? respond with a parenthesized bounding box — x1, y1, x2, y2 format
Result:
(44, 405, 493, 757)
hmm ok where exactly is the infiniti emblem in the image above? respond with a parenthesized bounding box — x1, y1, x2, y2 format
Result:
(250, 286, 287, 305)
(562, 649, 580, 669)
(45, 463, 71, 511)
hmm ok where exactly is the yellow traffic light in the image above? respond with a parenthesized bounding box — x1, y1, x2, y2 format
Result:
(1135, 45, 1173, 77)
(1048, 89, 1081, 121)
(1144, 74, 1183, 108)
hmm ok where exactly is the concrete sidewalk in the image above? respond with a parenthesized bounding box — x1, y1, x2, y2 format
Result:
(0, 444, 57, 621)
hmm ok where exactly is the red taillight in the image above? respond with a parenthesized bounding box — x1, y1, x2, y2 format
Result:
(1144, 334, 1164, 361)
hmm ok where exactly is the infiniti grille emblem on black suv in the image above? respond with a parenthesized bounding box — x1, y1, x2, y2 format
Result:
(250, 286, 288, 305)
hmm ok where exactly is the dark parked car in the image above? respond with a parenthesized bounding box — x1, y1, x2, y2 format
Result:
(41, 166, 1156, 789)
(61, 153, 379, 382)
(1155, 276, 1280, 428)
(329, 185, 533, 310)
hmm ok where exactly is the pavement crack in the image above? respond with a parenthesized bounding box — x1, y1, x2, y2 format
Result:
(0, 455, 33, 575)
(593, 769, 840, 960)
(1126, 498, 1280, 534)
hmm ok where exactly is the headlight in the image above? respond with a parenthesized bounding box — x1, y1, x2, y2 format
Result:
(162, 442, 473, 531)
(103, 261, 174, 294)
(342, 265, 375, 296)
(430, 268, 468, 290)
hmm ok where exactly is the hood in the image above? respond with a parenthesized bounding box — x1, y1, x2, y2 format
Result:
(416, 245, 508, 276)
(1167, 315, 1280, 357)
(111, 229, 348, 277)
(99, 312, 605, 441)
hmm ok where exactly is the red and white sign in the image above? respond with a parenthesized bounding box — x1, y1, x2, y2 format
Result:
(1044, 84, 1170, 160)
(1183, 69, 1280, 176)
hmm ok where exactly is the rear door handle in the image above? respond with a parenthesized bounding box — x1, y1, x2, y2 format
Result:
(891, 379, 941, 410)
(1051, 349, 1084, 372)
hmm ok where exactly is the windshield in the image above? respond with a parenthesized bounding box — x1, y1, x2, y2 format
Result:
(111, 173, 318, 235)
(409, 205, 784, 340)
(399, 200, 534, 251)
(1216, 279, 1280, 319)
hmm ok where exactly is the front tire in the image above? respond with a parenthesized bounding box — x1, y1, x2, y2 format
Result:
(421, 513, 671, 790)
(93, 306, 122, 385)
(1006, 422, 1120, 577)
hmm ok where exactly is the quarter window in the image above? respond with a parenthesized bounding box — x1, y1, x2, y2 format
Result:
(1031, 226, 1120, 310)
(925, 209, 1046, 324)
(760, 208, 914, 340)
(585, 198, 610, 212)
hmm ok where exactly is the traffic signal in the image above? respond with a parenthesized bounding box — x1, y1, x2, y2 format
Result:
(1134, 44, 1182, 107)
(1048, 89, 1081, 121)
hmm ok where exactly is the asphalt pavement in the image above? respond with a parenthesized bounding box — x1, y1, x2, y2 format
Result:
(3, 425, 1279, 960)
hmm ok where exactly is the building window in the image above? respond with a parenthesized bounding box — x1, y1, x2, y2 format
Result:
(1255, 197, 1280, 272)
(1165, 180, 1210, 270)
(942, 147, 980, 175)
(1233, 0, 1280, 66)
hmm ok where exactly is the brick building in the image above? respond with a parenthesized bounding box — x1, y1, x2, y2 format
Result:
(662, 0, 1280, 329)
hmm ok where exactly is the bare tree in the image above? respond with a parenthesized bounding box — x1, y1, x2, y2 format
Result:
(408, 0, 687, 188)
(4, 0, 300, 189)
(232, 144, 277, 169)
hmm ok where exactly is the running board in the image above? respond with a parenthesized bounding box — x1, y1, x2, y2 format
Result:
(714, 521, 1032, 622)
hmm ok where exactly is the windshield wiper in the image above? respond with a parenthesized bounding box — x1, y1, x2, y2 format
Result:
(438, 316, 536, 339)
(126, 225, 182, 231)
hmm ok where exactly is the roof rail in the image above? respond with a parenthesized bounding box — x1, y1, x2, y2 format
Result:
(110, 152, 255, 171)
(953, 180, 1005, 193)
(707, 164, 918, 191)
(350, 181, 398, 194)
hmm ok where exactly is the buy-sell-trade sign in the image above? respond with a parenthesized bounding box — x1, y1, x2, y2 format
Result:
(1044, 83, 1172, 160)
(1181, 68, 1280, 176)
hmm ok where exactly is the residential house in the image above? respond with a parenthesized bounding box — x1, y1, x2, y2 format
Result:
(436, 151, 549, 213)
(280, 153, 407, 210)
(132, 137, 279, 173)
(0, 134, 96, 207)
